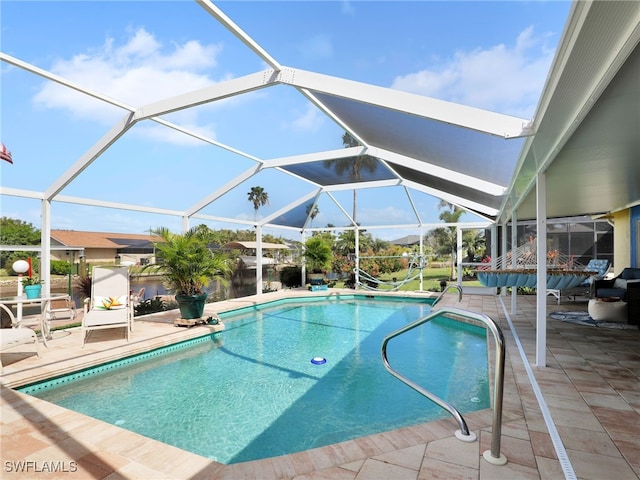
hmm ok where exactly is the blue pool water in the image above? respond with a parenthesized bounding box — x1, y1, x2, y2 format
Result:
(21, 296, 489, 464)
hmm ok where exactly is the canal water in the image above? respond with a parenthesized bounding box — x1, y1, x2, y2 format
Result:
(0, 276, 174, 319)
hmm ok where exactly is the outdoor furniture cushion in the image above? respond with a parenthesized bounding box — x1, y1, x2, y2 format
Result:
(596, 268, 640, 301)
(0, 327, 41, 370)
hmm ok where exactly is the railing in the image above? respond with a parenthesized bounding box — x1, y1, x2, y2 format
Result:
(433, 284, 463, 306)
(381, 307, 507, 465)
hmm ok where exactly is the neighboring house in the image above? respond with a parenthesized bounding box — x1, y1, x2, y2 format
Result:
(50, 230, 161, 267)
(221, 241, 295, 268)
(391, 235, 422, 247)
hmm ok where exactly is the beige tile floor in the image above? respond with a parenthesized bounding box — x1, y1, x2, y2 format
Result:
(1, 290, 639, 479)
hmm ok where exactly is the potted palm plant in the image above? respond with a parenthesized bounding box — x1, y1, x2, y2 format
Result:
(146, 227, 230, 320)
(303, 236, 333, 285)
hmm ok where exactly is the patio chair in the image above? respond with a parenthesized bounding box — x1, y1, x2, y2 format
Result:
(0, 304, 41, 371)
(81, 266, 133, 347)
(46, 296, 76, 323)
(132, 287, 145, 306)
(547, 259, 610, 304)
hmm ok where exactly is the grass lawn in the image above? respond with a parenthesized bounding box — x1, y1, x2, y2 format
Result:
(333, 266, 483, 291)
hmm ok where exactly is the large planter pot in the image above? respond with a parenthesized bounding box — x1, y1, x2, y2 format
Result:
(307, 273, 325, 286)
(24, 284, 42, 299)
(175, 293, 208, 320)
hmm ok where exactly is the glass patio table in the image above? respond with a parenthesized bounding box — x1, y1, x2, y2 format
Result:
(0, 293, 70, 347)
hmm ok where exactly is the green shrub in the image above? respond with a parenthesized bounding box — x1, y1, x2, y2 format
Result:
(50, 260, 73, 275)
(280, 266, 302, 288)
(134, 298, 167, 316)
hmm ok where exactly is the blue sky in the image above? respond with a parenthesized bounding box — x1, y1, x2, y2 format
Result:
(0, 1, 572, 241)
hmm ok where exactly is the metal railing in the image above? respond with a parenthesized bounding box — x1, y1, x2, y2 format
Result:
(433, 284, 463, 306)
(381, 306, 507, 465)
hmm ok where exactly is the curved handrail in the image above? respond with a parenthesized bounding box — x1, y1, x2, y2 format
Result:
(381, 306, 507, 464)
(433, 284, 463, 306)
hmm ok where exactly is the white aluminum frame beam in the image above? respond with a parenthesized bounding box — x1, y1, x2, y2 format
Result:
(134, 70, 280, 120)
(0, 53, 254, 163)
(196, 0, 282, 71)
(45, 114, 137, 200)
(370, 147, 507, 196)
(322, 179, 402, 192)
(279, 68, 534, 139)
(260, 190, 320, 226)
(402, 180, 499, 218)
(262, 147, 365, 168)
(0, 188, 183, 217)
(185, 164, 264, 217)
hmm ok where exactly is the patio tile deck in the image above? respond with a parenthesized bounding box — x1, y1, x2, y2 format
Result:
(1, 289, 639, 479)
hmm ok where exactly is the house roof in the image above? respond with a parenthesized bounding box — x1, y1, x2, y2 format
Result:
(390, 235, 422, 247)
(51, 230, 162, 249)
(222, 241, 290, 251)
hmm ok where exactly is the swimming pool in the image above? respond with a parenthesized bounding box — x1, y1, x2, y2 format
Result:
(20, 296, 490, 464)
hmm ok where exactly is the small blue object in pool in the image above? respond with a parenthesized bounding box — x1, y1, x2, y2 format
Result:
(311, 357, 326, 365)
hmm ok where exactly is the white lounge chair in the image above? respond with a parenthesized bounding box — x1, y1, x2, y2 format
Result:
(81, 266, 133, 347)
(0, 304, 42, 370)
(46, 296, 76, 323)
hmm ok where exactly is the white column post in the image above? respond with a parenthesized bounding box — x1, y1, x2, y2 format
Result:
(41, 199, 52, 296)
(456, 225, 463, 287)
(511, 210, 518, 315)
(499, 223, 506, 296)
(354, 228, 360, 290)
(419, 227, 424, 292)
(301, 230, 306, 287)
(536, 171, 548, 367)
(256, 226, 263, 296)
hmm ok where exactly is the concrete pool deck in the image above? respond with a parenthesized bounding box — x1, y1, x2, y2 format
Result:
(1, 289, 639, 479)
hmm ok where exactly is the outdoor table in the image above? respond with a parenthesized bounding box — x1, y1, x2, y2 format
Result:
(0, 293, 70, 347)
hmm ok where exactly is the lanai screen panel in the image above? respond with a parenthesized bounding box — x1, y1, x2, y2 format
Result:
(313, 92, 526, 188)
(269, 200, 316, 229)
(280, 156, 397, 186)
(388, 163, 504, 213)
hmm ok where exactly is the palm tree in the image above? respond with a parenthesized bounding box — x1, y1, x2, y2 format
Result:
(247, 186, 269, 222)
(334, 230, 372, 260)
(323, 132, 378, 224)
(303, 236, 333, 273)
(371, 238, 390, 254)
(147, 226, 230, 296)
(429, 201, 465, 280)
(306, 203, 320, 227)
(463, 229, 486, 262)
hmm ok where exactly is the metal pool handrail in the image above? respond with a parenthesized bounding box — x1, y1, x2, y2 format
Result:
(381, 306, 507, 465)
(433, 284, 463, 305)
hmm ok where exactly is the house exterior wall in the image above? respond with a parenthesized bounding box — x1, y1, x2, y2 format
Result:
(632, 205, 640, 268)
(612, 209, 631, 275)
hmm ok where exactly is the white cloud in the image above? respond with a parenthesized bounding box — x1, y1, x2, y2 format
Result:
(288, 104, 325, 132)
(135, 121, 218, 147)
(32, 28, 225, 131)
(391, 26, 555, 117)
